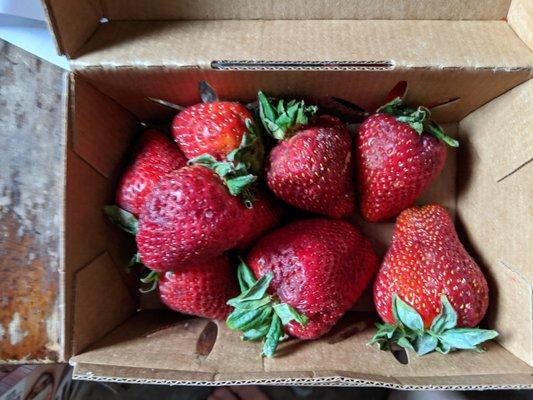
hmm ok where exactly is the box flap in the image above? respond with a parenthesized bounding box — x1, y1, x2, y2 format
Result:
(70, 20, 533, 70)
(69, 311, 533, 388)
(460, 79, 533, 183)
(100, 0, 512, 21)
(508, 0, 533, 50)
(43, 0, 102, 56)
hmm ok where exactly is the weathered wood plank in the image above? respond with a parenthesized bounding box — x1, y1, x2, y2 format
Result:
(0, 40, 65, 362)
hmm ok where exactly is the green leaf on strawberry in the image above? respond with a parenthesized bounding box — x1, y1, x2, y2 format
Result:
(258, 91, 318, 140)
(127, 252, 144, 271)
(189, 120, 262, 206)
(226, 260, 308, 357)
(393, 294, 424, 331)
(139, 270, 159, 293)
(103, 205, 138, 235)
(369, 294, 498, 356)
(237, 257, 257, 291)
(430, 294, 457, 334)
(377, 97, 459, 147)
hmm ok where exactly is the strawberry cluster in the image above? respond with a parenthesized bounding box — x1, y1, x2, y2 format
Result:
(104, 82, 497, 358)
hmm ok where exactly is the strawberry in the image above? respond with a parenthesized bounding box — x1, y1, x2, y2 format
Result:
(226, 219, 378, 357)
(235, 189, 284, 249)
(356, 98, 458, 222)
(116, 129, 187, 216)
(258, 92, 355, 218)
(371, 205, 498, 355)
(158, 255, 238, 320)
(172, 101, 265, 200)
(136, 165, 249, 272)
(172, 101, 264, 177)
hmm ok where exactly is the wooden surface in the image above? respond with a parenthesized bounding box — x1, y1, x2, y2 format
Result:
(0, 40, 65, 362)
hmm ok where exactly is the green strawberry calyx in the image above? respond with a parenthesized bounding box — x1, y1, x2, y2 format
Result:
(103, 205, 138, 235)
(139, 269, 159, 293)
(103, 206, 159, 292)
(226, 259, 308, 357)
(377, 97, 459, 148)
(257, 91, 318, 140)
(189, 119, 263, 208)
(369, 294, 498, 356)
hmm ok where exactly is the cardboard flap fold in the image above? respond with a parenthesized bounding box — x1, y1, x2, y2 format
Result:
(70, 311, 533, 388)
(509, 0, 533, 50)
(70, 20, 533, 70)
(101, 0, 513, 21)
(43, 0, 102, 57)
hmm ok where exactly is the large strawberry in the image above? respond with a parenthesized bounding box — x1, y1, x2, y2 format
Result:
(258, 92, 355, 218)
(357, 98, 458, 222)
(116, 129, 187, 216)
(226, 219, 378, 357)
(371, 204, 497, 355)
(136, 165, 249, 272)
(235, 189, 284, 249)
(158, 255, 238, 320)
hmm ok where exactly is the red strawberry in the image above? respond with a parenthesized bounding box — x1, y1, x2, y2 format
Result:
(259, 93, 355, 218)
(226, 219, 378, 356)
(357, 98, 458, 222)
(172, 101, 264, 171)
(136, 165, 249, 272)
(371, 205, 497, 355)
(116, 129, 187, 216)
(158, 255, 238, 320)
(235, 189, 283, 249)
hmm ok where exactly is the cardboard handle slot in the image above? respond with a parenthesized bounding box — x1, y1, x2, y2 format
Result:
(211, 60, 394, 71)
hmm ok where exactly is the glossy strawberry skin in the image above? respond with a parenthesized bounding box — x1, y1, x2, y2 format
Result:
(235, 189, 284, 249)
(248, 219, 378, 340)
(172, 102, 254, 160)
(136, 165, 249, 272)
(373, 205, 489, 328)
(267, 116, 355, 218)
(357, 114, 446, 222)
(159, 255, 238, 320)
(116, 129, 187, 216)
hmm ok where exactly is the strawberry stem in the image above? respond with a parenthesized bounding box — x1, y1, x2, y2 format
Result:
(377, 97, 459, 148)
(369, 294, 498, 355)
(226, 259, 308, 357)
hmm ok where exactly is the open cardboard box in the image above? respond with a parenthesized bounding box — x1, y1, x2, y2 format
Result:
(39, 0, 533, 389)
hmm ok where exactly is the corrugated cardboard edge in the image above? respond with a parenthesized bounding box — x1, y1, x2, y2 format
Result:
(56, 71, 70, 363)
(70, 364, 533, 390)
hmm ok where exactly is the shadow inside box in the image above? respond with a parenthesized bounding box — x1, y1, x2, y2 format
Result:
(455, 134, 476, 199)
(274, 312, 379, 357)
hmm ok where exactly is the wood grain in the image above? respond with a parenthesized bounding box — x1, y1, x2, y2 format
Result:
(0, 40, 65, 362)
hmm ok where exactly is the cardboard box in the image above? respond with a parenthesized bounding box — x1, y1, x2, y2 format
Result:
(33, 0, 533, 389)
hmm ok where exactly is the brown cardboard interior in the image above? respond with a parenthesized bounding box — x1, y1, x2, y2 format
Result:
(41, 0, 533, 388)
(64, 67, 532, 386)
